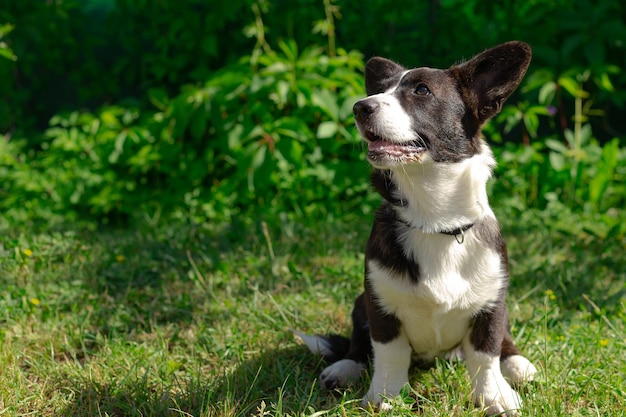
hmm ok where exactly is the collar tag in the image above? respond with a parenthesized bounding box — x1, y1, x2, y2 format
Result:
(455, 229, 465, 244)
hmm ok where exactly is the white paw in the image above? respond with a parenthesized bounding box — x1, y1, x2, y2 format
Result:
(362, 390, 396, 411)
(475, 376, 521, 416)
(319, 359, 365, 390)
(362, 380, 407, 409)
(362, 395, 394, 412)
(501, 355, 537, 385)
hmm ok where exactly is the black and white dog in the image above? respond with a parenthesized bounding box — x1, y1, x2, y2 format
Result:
(297, 42, 537, 415)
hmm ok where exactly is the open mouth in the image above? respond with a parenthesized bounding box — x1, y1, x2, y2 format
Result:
(364, 131, 426, 163)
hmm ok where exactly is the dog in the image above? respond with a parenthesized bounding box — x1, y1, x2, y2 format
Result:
(295, 41, 537, 415)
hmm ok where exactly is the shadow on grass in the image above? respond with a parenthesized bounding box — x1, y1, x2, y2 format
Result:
(43, 218, 367, 416)
(57, 345, 349, 417)
(72, 220, 271, 338)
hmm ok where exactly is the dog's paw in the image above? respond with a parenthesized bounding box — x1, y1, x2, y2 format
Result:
(362, 390, 395, 411)
(319, 359, 365, 390)
(475, 377, 522, 417)
(362, 380, 407, 411)
(501, 355, 537, 385)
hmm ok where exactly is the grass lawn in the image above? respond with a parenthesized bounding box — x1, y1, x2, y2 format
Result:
(1, 209, 624, 416)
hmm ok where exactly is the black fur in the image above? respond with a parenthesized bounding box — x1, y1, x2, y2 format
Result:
(366, 204, 420, 282)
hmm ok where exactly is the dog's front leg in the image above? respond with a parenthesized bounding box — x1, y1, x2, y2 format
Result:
(363, 331, 412, 409)
(464, 308, 521, 416)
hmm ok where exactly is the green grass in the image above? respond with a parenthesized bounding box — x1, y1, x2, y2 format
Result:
(1, 209, 625, 416)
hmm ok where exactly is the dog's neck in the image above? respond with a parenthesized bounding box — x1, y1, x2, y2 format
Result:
(376, 144, 496, 234)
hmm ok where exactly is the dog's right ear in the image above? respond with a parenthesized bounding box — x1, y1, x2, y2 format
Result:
(365, 57, 405, 95)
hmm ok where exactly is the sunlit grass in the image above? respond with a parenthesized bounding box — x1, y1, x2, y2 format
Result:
(0, 211, 624, 416)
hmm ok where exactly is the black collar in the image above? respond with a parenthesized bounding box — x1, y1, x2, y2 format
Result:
(390, 199, 474, 243)
(439, 223, 474, 244)
(396, 216, 474, 242)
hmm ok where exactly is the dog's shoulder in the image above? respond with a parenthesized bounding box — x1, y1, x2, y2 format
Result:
(366, 202, 420, 282)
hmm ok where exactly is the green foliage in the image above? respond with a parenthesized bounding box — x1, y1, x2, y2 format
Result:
(4, 0, 626, 140)
(492, 67, 626, 233)
(495, 138, 625, 219)
(1, 0, 626, 232)
(1, 2, 625, 415)
(0, 23, 16, 61)
(267, 0, 626, 143)
(0, 38, 368, 229)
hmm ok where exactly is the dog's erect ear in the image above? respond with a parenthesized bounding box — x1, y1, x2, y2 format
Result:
(365, 57, 406, 96)
(451, 41, 532, 122)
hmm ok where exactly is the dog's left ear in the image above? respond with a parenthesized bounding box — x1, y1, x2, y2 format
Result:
(451, 41, 532, 122)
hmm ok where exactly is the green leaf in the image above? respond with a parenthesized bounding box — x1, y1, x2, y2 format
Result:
(316, 121, 338, 139)
(558, 76, 588, 99)
(289, 141, 303, 164)
(545, 138, 569, 154)
(589, 139, 619, 206)
(0, 46, 16, 61)
(339, 96, 359, 120)
(276, 80, 290, 106)
(523, 113, 539, 138)
(277, 39, 298, 62)
(148, 88, 169, 111)
(251, 143, 267, 171)
(503, 110, 523, 134)
(311, 90, 339, 119)
(248, 144, 268, 192)
(538, 81, 557, 105)
(0, 23, 15, 38)
(549, 152, 566, 171)
(100, 110, 120, 128)
(595, 72, 615, 93)
(227, 124, 244, 150)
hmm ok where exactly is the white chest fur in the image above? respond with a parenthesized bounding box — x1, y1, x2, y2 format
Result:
(368, 226, 505, 359)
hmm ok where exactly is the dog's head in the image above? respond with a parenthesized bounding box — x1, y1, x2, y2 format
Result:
(353, 41, 532, 168)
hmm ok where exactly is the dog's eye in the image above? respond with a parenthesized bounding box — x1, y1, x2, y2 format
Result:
(414, 84, 431, 96)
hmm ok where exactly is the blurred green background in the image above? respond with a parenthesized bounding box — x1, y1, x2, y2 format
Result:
(1, 0, 625, 236)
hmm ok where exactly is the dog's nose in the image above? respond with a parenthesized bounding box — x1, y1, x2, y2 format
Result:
(353, 100, 379, 122)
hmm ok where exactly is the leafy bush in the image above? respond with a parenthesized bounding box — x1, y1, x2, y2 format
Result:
(4, 0, 626, 142)
(0, 38, 369, 229)
(1, 0, 625, 235)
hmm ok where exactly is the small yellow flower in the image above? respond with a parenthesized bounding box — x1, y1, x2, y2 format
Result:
(599, 339, 609, 347)
(22, 249, 33, 257)
(544, 289, 556, 300)
(30, 298, 40, 306)
(115, 255, 125, 263)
